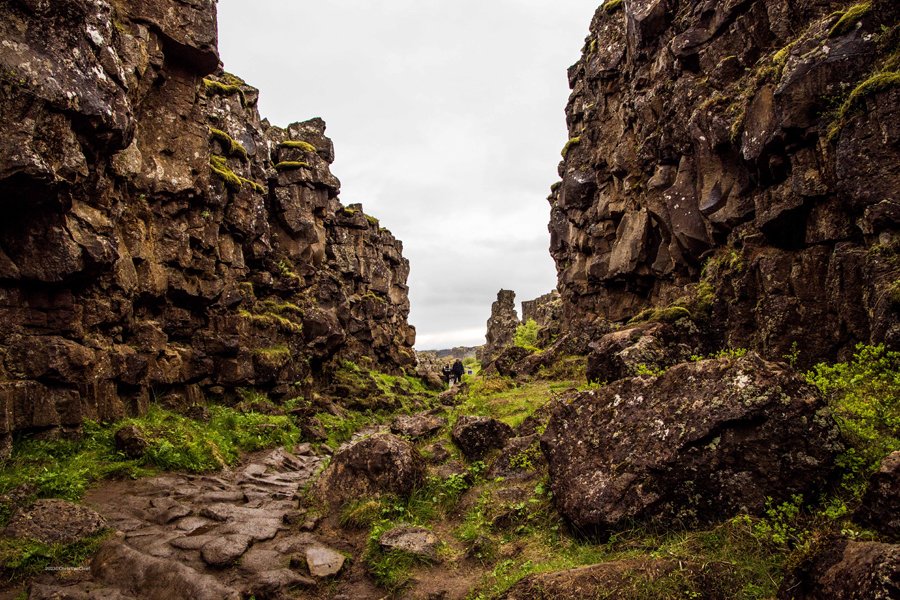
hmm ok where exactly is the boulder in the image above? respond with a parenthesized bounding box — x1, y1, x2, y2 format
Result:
(114, 424, 149, 459)
(778, 537, 900, 599)
(4, 499, 106, 545)
(452, 416, 514, 461)
(490, 346, 533, 378)
(390, 412, 445, 440)
(378, 525, 440, 561)
(304, 545, 345, 578)
(542, 353, 841, 533)
(854, 451, 900, 541)
(315, 433, 425, 506)
(200, 534, 252, 567)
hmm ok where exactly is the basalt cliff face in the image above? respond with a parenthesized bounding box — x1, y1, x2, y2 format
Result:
(550, 0, 899, 365)
(0, 0, 415, 453)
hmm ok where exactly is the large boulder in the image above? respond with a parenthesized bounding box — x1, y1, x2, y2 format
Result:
(452, 416, 513, 461)
(778, 537, 900, 599)
(490, 345, 533, 378)
(854, 451, 900, 541)
(542, 353, 841, 533)
(390, 411, 445, 440)
(315, 433, 425, 506)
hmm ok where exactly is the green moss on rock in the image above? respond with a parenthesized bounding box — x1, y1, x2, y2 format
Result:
(208, 127, 248, 161)
(828, 70, 900, 141)
(561, 136, 582, 158)
(202, 78, 247, 107)
(274, 161, 310, 171)
(209, 155, 242, 191)
(829, 2, 871, 37)
(603, 0, 623, 13)
(279, 140, 317, 153)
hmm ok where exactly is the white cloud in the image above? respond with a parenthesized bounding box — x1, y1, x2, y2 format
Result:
(217, 0, 597, 349)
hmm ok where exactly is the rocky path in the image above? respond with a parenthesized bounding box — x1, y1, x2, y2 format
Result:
(26, 445, 379, 600)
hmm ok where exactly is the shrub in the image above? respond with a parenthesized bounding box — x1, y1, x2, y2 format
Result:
(514, 319, 540, 352)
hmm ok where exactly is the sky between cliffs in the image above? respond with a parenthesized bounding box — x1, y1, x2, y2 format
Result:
(217, 0, 597, 350)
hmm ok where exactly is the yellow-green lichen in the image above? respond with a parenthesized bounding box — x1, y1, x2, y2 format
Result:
(828, 70, 900, 141)
(829, 2, 871, 37)
(603, 0, 623, 13)
(561, 136, 582, 158)
(274, 161, 310, 171)
(279, 140, 317, 153)
(209, 155, 242, 190)
(202, 79, 247, 107)
(365, 214, 379, 227)
(208, 127, 248, 161)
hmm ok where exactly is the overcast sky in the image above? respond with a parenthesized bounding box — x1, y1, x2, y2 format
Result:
(217, 1, 597, 350)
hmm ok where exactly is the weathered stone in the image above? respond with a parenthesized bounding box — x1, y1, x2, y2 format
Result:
(854, 451, 900, 542)
(542, 353, 841, 533)
(114, 425, 149, 459)
(490, 346, 534, 378)
(200, 534, 252, 567)
(304, 545, 345, 578)
(4, 499, 106, 545)
(316, 433, 425, 506)
(586, 320, 701, 383)
(451, 416, 513, 461)
(778, 538, 900, 600)
(390, 412, 445, 440)
(378, 525, 440, 561)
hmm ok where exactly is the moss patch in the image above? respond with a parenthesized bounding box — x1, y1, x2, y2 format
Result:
(202, 78, 247, 107)
(208, 127, 248, 161)
(828, 70, 900, 141)
(209, 155, 242, 190)
(829, 2, 872, 37)
(274, 161, 310, 171)
(561, 136, 582, 158)
(279, 140, 317, 153)
(603, 0, 624, 13)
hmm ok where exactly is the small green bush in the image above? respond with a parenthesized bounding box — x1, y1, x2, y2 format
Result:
(806, 344, 900, 495)
(514, 319, 540, 352)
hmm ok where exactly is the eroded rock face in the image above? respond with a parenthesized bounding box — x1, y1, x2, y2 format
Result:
(315, 433, 425, 506)
(550, 0, 900, 365)
(0, 0, 416, 452)
(542, 353, 841, 533)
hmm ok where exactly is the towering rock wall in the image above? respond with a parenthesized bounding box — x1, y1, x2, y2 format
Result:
(550, 0, 899, 365)
(0, 0, 415, 451)
(481, 290, 519, 366)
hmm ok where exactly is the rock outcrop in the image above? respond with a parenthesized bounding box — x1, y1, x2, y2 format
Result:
(0, 0, 416, 453)
(315, 433, 425, 507)
(481, 290, 520, 367)
(541, 353, 841, 533)
(854, 450, 900, 541)
(549, 0, 900, 365)
(521, 290, 563, 345)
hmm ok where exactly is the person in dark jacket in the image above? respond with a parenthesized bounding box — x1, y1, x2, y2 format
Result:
(441, 364, 452, 386)
(451, 359, 465, 385)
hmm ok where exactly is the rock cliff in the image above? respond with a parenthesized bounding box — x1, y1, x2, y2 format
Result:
(0, 0, 415, 453)
(550, 0, 899, 365)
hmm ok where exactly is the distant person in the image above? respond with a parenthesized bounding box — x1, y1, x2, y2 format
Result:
(451, 359, 465, 385)
(441, 364, 452, 386)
